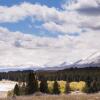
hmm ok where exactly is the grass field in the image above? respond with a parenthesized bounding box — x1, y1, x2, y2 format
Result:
(0, 93, 100, 100)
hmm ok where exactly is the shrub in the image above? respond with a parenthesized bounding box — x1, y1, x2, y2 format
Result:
(70, 82, 78, 91)
(58, 81, 66, 93)
(70, 81, 86, 91)
(48, 81, 54, 93)
(77, 81, 86, 91)
(7, 90, 14, 97)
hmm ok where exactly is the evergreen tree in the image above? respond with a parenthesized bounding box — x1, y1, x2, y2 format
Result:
(90, 80, 98, 93)
(26, 72, 38, 95)
(40, 80, 48, 93)
(14, 84, 20, 96)
(96, 81, 100, 92)
(20, 83, 26, 95)
(84, 76, 92, 93)
(65, 81, 70, 94)
(84, 79, 98, 93)
(53, 81, 60, 94)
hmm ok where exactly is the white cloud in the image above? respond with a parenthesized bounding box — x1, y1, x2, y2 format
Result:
(63, 0, 99, 10)
(62, 0, 100, 31)
(42, 21, 81, 34)
(0, 27, 99, 67)
(0, 2, 85, 34)
(64, 0, 100, 16)
(0, 2, 61, 23)
(0, 1, 99, 33)
(0, 1, 100, 67)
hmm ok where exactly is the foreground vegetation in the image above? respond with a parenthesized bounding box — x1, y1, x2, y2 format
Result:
(0, 67, 100, 98)
(7, 72, 99, 97)
(1, 93, 100, 100)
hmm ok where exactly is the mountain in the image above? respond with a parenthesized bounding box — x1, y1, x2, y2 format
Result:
(40, 52, 100, 71)
(0, 52, 100, 72)
(71, 52, 100, 68)
(0, 66, 40, 72)
(39, 62, 69, 71)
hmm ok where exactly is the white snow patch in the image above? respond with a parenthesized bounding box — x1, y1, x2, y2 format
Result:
(0, 80, 17, 92)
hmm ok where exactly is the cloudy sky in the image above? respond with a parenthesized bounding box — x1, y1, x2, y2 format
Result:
(0, 0, 100, 68)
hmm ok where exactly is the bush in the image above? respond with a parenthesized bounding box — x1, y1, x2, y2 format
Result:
(70, 81, 86, 91)
(48, 81, 54, 93)
(48, 81, 86, 93)
(70, 82, 78, 91)
(77, 81, 86, 91)
(58, 81, 66, 93)
(7, 90, 14, 97)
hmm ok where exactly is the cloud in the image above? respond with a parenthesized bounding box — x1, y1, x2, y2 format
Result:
(61, 0, 100, 31)
(64, 0, 100, 15)
(0, 27, 72, 67)
(0, 27, 99, 67)
(0, 2, 84, 34)
(42, 21, 81, 34)
(0, 1, 99, 33)
(0, 2, 61, 23)
(0, 1, 100, 67)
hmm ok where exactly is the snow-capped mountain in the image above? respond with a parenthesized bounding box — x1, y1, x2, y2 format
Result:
(72, 52, 100, 68)
(41, 52, 100, 71)
(0, 52, 100, 72)
(0, 66, 40, 72)
(39, 62, 68, 71)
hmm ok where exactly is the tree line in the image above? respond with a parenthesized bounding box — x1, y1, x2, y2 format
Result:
(0, 67, 100, 95)
(14, 72, 61, 96)
(13, 71, 100, 96)
(0, 67, 100, 82)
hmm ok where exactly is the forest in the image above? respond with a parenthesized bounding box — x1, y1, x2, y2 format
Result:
(0, 67, 100, 82)
(0, 67, 100, 96)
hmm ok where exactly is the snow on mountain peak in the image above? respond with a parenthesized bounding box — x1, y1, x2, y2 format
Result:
(74, 51, 100, 67)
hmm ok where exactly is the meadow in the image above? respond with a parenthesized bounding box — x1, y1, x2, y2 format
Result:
(1, 94, 100, 100)
(7, 81, 86, 96)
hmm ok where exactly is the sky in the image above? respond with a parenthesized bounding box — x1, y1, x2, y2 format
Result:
(0, 0, 100, 68)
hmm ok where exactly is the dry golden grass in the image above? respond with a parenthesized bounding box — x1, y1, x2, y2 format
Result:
(1, 93, 100, 100)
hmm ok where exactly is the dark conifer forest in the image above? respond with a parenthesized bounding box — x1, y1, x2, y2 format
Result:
(0, 67, 100, 82)
(0, 67, 100, 95)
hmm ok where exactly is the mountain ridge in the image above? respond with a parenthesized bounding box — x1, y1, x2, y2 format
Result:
(0, 52, 100, 72)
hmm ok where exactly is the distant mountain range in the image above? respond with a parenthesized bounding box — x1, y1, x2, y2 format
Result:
(0, 52, 100, 72)
(40, 51, 100, 71)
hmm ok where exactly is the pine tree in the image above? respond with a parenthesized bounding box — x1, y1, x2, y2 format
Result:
(20, 83, 26, 95)
(53, 81, 60, 94)
(65, 81, 70, 94)
(14, 84, 20, 96)
(84, 76, 92, 93)
(90, 80, 98, 93)
(26, 72, 38, 95)
(40, 80, 48, 93)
